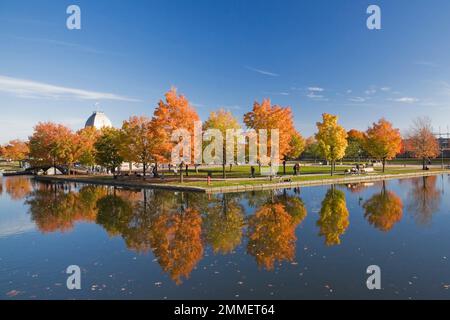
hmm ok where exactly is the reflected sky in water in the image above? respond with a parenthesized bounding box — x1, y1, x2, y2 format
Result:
(1, 175, 450, 299)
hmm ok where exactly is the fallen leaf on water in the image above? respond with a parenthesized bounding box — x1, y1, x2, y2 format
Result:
(6, 290, 20, 297)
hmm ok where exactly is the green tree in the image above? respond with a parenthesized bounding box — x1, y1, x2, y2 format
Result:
(94, 127, 124, 175)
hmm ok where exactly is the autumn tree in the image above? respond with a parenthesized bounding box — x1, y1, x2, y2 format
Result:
(317, 187, 349, 246)
(0, 140, 29, 167)
(121, 116, 167, 177)
(74, 126, 100, 167)
(152, 87, 200, 170)
(94, 127, 124, 175)
(28, 122, 74, 171)
(365, 119, 402, 172)
(363, 181, 403, 232)
(315, 113, 348, 175)
(203, 109, 241, 178)
(244, 99, 304, 173)
(405, 117, 440, 170)
(345, 129, 367, 161)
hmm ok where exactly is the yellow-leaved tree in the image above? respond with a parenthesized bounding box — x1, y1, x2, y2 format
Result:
(203, 109, 241, 178)
(315, 113, 348, 176)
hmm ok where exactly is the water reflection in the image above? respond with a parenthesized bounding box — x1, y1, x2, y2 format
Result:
(4, 176, 32, 201)
(246, 189, 307, 270)
(317, 186, 349, 246)
(3, 175, 445, 286)
(406, 176, 441, 226)
(203, 194, 245, 255)
(363, 181, 403, 232)
(26, 184, 105, 233)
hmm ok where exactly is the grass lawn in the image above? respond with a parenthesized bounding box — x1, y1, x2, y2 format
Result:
(178, 167, 448, 188)
(158, 164, 353, 178)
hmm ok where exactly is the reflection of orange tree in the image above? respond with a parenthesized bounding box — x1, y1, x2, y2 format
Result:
(5, 177, 32, 200)
(95, 190, 206, 284)
(317, 187, 349, 246)
(202, 194, 244, 254)
(407, 176, 441, 226)
(150, 208, 203, 285)
(27, 185, 106, 233)
(363, 181, 403, 232)
(247, 190, 306, 270)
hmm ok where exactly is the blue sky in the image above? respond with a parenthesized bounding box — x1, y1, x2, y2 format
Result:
(1, 0, 450, 143)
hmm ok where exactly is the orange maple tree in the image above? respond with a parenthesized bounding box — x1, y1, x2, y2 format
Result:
(365, 118, 402, 172)
(121, 116, 168, 176)
(28, 122, 74, 168)
(152, 87, 200, 164)
(244, 99, 304, 164)
(0, 139, 29, 164)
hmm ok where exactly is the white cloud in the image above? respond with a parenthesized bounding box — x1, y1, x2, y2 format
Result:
(349, 97, 366, 102)
(308, 87, 324, 92)
(392, 97, 419, 103)
(365, 88, 377, 95)
(307, 92, 323, 99)
(380, 87, 391, 92)
(0, 75, 140, 102)
(245, 66, 279, 77)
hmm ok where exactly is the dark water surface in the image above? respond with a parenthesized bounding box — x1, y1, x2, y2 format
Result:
(1, 175, 450, 299)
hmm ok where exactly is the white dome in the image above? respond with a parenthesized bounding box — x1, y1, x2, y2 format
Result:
(85, 112, 113, 129)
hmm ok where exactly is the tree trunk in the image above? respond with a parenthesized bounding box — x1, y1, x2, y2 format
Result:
(422, 158, 426, 170)
(180, 163, 184, 183)
(222, 163, 226, 179)
(143, 163, 146, 179)
(382, 158, 386, 173)
(330, 160, 334, 176)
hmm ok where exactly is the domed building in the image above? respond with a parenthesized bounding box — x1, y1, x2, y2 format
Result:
(85, 111, 113, 129)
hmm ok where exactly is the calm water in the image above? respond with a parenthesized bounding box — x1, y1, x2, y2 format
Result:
(1, 175, 450, 300)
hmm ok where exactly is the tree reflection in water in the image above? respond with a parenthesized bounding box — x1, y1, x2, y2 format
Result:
(24, 182, 314, 282)
(407, 175, 441, 226)
(96, 190, 205, 285)
(4, 176, 32, 200)
(246, 189, 307, 270)
(202, 193, 245, 255)
(317, 186, 349, 246)
(27, 183, 107, 233)
(363, 181, 403, 232)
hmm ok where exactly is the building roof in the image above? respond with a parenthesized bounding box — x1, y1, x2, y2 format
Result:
(85, 111, 113, 129)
